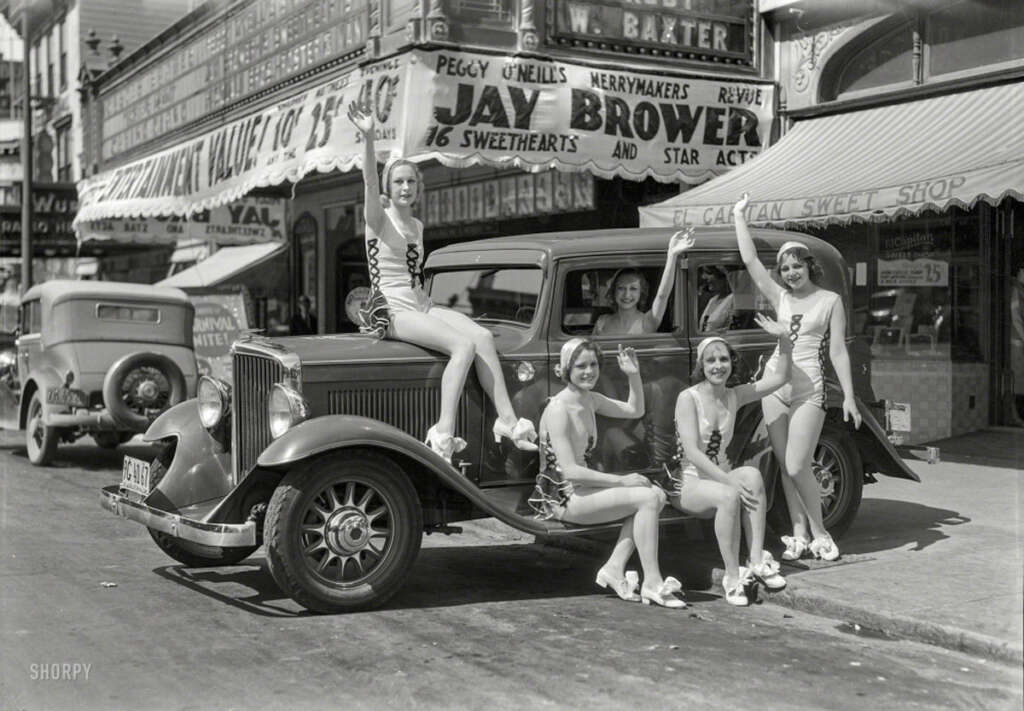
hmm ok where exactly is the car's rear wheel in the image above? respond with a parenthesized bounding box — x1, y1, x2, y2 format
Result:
(768, 423, 864, 540)
(147, 529, 258, 567)
(26, 391, 60, 466)
(264, 450, 423, 613)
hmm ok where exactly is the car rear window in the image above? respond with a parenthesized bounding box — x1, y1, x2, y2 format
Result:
(96, 304, 161, 323)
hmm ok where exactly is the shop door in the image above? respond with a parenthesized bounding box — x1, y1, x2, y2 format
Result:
(1004, 204, 1024, 426)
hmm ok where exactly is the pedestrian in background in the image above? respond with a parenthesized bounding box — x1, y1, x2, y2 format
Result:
(290, 295, 318, 335)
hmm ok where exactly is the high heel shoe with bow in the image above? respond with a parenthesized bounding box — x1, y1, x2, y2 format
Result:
(493, 417, 539, 451)
(595, 568, 641, 602)
(425, 425, 467, 464)
(640, 576, 686, 609)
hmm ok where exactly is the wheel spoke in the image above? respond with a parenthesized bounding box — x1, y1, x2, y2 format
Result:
(325, 485, 343, 512)
(356, 487, 375, 511)
(303, 537, 327, 555)
(365, 505, 388, 524)
(315, 551, 338, 573)
(366, 531, 388, 555)
(343, 481, 357, 507)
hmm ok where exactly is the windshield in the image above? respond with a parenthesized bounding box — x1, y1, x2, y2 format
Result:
(429, 267, 542, 326)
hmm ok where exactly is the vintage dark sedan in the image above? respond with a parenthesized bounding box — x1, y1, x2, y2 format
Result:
(100, 228, 918, 612)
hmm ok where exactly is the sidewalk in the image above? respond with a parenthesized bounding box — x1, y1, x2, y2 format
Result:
(529, 427, 1024, 665)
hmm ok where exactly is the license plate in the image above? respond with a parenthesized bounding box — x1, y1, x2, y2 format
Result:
(121, 456, 151, 497)
(46, 387, 88, 408)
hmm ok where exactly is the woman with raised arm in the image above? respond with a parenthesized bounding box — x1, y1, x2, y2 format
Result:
(348, 103, 537, 462)
(593, 228, 694, 336)
(732, 193, 862, 562)
(668, 327, 791, 606)
(529, 339, 685, 609)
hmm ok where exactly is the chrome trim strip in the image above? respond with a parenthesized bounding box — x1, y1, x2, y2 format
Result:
(100, 486, 256, 547)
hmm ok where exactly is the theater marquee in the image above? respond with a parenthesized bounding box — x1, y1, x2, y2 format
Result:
(547, 0, 756, 69)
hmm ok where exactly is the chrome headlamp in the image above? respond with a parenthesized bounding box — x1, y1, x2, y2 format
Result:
(268, 383, 309, 439)
(197, 376, 231, 430)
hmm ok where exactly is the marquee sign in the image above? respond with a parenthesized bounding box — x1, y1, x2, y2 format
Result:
(547, 0, 756, 68)
(75, 50, 773, 226)
(102, 0, 368, 162)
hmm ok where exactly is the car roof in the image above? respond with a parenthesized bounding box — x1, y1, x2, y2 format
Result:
(21, 280, 192, 308)
(431, 226, 841, 263)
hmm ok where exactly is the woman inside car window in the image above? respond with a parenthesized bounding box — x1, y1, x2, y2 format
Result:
(593, 229, 694, 336)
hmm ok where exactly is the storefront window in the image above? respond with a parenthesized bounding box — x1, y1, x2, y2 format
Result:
(927, 0, 1024, 77)
(830, 23, 914, 100)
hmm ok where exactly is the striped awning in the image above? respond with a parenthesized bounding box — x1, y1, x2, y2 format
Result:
(639, 82, 1024, 229)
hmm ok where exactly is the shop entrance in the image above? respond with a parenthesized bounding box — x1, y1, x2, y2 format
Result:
(335, 232, 368, 334)
(1003, 202, 1024, 426)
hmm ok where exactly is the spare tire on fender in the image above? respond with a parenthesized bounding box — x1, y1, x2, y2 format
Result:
(103, 352, 188, 431)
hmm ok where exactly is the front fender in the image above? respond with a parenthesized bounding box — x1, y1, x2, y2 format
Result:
(141, 399, 235, 512)
(20, 368, 64, 426)
(257, 415, 558, 535)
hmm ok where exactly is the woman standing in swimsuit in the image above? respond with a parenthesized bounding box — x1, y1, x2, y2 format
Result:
(349, 104, 537, 461)
(733, 193, 862, 562)
(530, 339, 685, 609)
(669, 330, 791, 606)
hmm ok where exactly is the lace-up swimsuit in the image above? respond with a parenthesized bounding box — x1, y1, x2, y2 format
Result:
(763, 289, 841, 409)
(360, 211, 430, 338)
(528, 405, 597, 521)
(667, 382, 736, 497)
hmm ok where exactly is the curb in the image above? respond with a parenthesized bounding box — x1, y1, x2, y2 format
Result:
(764, 581, 1024, 666)
(532, 532, 1023, 666)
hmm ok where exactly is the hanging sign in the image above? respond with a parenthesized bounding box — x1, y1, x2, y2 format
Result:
(76, 49, 772, 224)
(405, 49, 773, 184)
(77, 196, 286, 245)
(76, 54, 409, 225)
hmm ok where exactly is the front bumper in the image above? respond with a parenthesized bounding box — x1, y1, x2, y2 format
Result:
(100, 485, 256, 547)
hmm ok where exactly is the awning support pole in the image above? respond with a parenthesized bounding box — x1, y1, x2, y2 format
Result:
(20, 8, 33, 294)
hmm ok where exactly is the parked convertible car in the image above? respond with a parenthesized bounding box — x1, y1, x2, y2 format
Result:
(100, 228, 919, 612)
(0, 281, 198, 465)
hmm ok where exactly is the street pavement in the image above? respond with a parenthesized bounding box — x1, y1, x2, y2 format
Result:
(0, 429, 1021, 711)
(536, 427, 1024, 665)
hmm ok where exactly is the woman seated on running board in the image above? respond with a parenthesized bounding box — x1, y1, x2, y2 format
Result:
(529, 338, 685, 609)
(593, 228, 694, 336)
(669, 330, 792, 606)
(733, 193, 861, 562)
(348, 103, 537, 461)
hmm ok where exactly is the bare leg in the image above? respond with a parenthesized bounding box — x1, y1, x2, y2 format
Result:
(764, 396, 810, 542)
(388, 310, 475, 436)
(430, 307, 516, 423)
(723, 466, 767, 565)
(784, 403, 829, 539)
(563, 486, 667, 589)
(672, 479, 742, 581)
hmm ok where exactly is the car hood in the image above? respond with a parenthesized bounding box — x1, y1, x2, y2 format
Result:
(235, 323, 534, 367)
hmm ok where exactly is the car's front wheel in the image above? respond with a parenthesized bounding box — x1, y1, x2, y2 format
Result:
(768, 423, 864, 540)
(26, 391, 60, 466)
(264, 450, 423, 613)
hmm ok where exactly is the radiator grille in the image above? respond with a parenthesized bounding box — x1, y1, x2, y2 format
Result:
(233, 353, 286, 480)
(327, 386, 470, 441)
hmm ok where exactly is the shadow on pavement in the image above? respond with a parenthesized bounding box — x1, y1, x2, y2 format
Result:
(0, 440, 159, 471)
(150, 543, 727, 616)
(840, 499, 970, 554)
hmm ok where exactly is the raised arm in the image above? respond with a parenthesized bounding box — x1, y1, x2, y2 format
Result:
(546, 403, 650, 488)
(828, 296, 862, 428)
(592, 345, 645, 419)
(644, 228, 695, 332)
(733, 193, 782, 308)
(347, 102, 384, 235)
(733, 313, 793, 408)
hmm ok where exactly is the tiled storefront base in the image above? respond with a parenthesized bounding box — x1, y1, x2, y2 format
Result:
(872, 360, 990, 445)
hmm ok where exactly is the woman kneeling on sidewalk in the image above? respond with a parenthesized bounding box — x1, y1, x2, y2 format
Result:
(667, 326, 792, 606)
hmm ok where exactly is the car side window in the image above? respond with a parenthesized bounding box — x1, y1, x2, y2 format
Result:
(694, 262, 775, 334)
(562, 266, 675, 336)
(20, 300, 41, 335)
